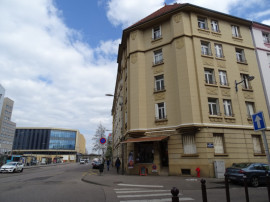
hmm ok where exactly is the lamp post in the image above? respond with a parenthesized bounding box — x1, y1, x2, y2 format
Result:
(235, 76, 255, 92)
(106, 93, 125, 174)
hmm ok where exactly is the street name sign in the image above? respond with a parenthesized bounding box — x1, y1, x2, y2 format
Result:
(252, 111, 266, 131)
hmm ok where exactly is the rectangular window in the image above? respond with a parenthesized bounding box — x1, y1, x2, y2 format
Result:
(213, 134, 225, 154)
(198, 17, 208, 30)
(219, 70, 228, 86)
(204, 68, 215, 84)
(201, 41, 212, 56)
(241, 74, 252, 90)
(236, 48, 246, 63)
(182, 134, 197, 154)
(223, 99, 233, 116)
(215, 44, 224, 58)
(155, 102, 166, 120)
(252, 135, 263, 154)
(263, 32, 270, 43)
(208, 98, 220, 115)
(211, 20, 219, 32)
(155, 75, 164, 91)
(153, 49, 163, 65)
(246, 102, 255, 118)
(152, 26, 161, 40)
(232, 25, 241, 37)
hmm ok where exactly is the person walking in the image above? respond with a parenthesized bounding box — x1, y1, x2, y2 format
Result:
(106, 159, 110, 171)
(115, 157, 121, 174)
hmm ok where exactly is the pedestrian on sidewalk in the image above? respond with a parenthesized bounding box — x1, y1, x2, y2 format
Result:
(115, 157, 121, 174)
(106, 159, 110, 171)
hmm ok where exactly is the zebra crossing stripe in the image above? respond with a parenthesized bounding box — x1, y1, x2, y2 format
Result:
(117, 193, 172, 198)
(116, 190, 171, 194)
(118, 183, 163, 188)
(119, 198, 194, 202)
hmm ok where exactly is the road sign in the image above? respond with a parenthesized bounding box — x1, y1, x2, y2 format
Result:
(252, 111, 266, 131)
(100, 137, 106, 144)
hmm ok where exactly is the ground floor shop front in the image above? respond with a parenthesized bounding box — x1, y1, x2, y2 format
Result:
(116, 126, 270, 178)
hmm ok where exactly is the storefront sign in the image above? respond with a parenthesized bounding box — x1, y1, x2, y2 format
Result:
(152, 164, 158, 172)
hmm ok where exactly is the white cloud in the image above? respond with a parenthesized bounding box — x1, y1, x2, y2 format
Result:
(0, 0, 118, 152)
(106, 0, 165, 28)
(262, 19, 270, 25)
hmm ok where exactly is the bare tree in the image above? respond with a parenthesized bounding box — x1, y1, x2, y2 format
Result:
(91, 123, 106, 156)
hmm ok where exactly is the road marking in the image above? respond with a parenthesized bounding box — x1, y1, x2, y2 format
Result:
(116, 190, 171, 194)
(117, 193, 172, 198)
(119, 197, 194, 202)
(118, 183, 163, 188)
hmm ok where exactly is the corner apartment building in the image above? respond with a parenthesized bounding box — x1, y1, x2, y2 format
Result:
(112, 3, 270, 177)
(251, 23, 270, 118)
(13, 128, 86, 163)
(0, 84, 5, 115)
(0, 97, 16, 154)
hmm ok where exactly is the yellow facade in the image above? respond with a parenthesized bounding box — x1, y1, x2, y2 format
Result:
(112, 4, 270, 177)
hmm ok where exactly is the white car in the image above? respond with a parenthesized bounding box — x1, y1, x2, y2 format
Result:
(80, 159, 85, 164)
(0, 162, 24, 173)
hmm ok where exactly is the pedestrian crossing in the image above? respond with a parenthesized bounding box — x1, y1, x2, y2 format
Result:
(114, 183, 194, 202)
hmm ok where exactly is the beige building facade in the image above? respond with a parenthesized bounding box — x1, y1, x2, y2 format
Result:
(112, 3, 270, 177)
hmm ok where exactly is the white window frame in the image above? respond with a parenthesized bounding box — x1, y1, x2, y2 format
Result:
(204, 68, 215, 84)
(155, 75, 164, 91)
(155, 102, 166, 120)
(152, 26, 161, 40)
(236, 48, 246, 63)
(201, 41, 211, 56)
(219, 70, 228, 86)
(182, 134, 197, 154)
(246, 102, 255, 118)
(263, 32, 270, 43)
(241, 74, 251, 90)
(208, 98, 220, 116)
(223, 99, 233, 116)
(215, 44, 224, 58)
(213, 134, 225, 154)
(232, 25, 241, 38)
(211, 20, 219, 32)
(153, 49, 163, 65)
(198, 17, 208, 30)
(252, 135, 263, 154)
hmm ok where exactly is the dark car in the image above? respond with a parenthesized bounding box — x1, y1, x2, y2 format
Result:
(225, 162, 270, 187)
(92, 161, 101, 169)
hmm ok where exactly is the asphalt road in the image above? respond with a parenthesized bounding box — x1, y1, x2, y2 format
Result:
(0, 163, 109, 202)
(0, 163, 269, 202)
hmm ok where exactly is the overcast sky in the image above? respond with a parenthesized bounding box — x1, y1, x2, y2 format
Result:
(0, 0, 269, 153)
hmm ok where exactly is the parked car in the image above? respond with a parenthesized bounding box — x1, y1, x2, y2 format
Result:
(80, 159, 85, 164)
(225, 162, 269, 187)
(0, 162, 24, 173)
(92, 160, 101, 169)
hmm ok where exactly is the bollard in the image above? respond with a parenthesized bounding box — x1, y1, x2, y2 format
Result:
(99, 163, 104, 175)
(243, 175, 249, 202)
(224, 174, 230, 202)
(201, 179, 208, 202)
(171, 187, 179, 202)
(266, 171, 270, 202)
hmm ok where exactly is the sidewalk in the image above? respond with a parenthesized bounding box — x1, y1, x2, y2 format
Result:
(82, 165, 226, 191)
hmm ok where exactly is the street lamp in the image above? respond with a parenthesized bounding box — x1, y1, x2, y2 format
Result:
(235, 76, 255, 92)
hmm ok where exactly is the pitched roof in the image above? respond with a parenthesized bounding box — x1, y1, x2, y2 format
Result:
(127, 3, 184, 30)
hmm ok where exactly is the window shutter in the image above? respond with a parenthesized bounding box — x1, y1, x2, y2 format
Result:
(214, 134, 224, 154)
(183, 134, 197, 154)
(252, 136, 262, 154)
(155, 104, 159, 119)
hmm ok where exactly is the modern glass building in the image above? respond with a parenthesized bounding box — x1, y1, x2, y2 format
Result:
(12, 128, 85, 163)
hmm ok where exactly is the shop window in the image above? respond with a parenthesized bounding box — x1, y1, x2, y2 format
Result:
(135, 142, 154, 163)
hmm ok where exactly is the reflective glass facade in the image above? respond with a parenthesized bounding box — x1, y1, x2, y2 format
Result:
(13, 129, 76, 151)
(49, 130, 76, 150)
